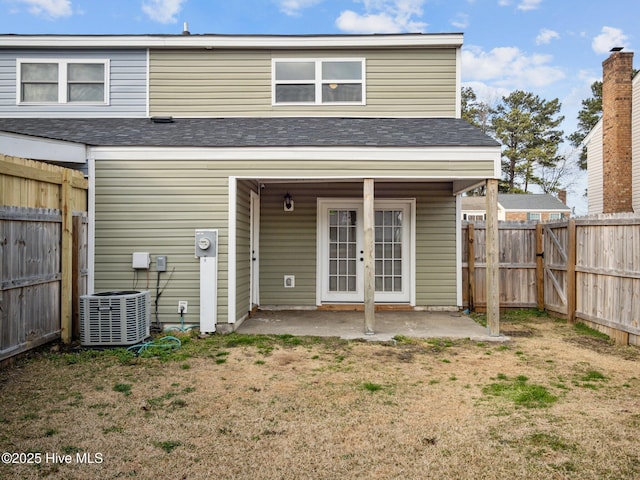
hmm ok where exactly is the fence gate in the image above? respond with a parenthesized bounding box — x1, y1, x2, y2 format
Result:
(543, 223, 569, 316)
(0, 207, 62, 361)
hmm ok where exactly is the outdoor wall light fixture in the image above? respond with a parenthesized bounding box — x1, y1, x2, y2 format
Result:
(284, 192, 294, 212)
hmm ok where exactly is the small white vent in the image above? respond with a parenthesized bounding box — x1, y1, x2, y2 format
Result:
(80, 290, 150, 346)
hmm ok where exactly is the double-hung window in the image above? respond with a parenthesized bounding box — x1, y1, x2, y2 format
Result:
(18, 59, 109, 104)
(273, 58, 365, 105)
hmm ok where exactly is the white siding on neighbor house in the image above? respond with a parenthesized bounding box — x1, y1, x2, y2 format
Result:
(633, 74, 640, 213)
(586, 120, 603, 215)
(0, 49, 147, 117)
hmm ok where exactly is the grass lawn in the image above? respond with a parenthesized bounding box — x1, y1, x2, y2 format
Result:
(1, 311, 639, 479)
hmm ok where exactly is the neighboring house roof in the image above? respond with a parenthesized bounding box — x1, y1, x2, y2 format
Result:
(498, 194, 570, 211)
(0, 117, 499, 148)
(461, 194, 570, 211)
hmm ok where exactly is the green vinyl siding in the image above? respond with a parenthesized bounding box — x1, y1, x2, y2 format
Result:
(258, 182, 456, 307)
(414, 186, 457, 305)
(94, 159, 229, 325)
(235, 180, 257, 320)
(149, 48, 457, 117)
(94, 153, 480, 325)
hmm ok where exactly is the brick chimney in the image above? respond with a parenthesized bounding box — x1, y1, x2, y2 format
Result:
(557, 189, 567, 205)
(602, 49, 634, 213)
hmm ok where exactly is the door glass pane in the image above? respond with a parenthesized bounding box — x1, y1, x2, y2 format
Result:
(328, 209, 357, 292)
(374, 209, 403, 293)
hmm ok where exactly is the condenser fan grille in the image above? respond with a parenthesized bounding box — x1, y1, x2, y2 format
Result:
(80, 291, 150, 346)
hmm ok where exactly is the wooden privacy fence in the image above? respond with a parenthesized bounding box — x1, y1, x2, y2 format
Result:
(1, 154, 88, 362)
(463, 216, 640, 346)
(463, 221, 541, 311)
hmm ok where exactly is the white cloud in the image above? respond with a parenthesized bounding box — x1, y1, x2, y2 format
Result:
(462, 81, 509, 106)
(277, 0, 323, 16)
(141, 0, 186, 24)
(462, 45, 565, 90)
(336, 0, 427, 34)
(498, 0, 541, 10)
(592, 26, 629, 55)
(14, 0, 72, 18)
(517, 0, 541, 11)
(450, 12, 469, 30)
(535, 28, 559, 45)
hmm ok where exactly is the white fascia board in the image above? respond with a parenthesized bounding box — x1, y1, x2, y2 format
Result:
(89, 145, 500, 163)
(0, 33, 463, 49)
(0, 131, 86, 163)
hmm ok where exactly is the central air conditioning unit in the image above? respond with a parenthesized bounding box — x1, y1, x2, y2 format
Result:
(80, 290, 150, 346)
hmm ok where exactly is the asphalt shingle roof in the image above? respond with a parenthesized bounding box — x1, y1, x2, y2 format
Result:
(497, 194, 570, 211)
(461, 194, 571, 211)
(0, 117, 499, 148)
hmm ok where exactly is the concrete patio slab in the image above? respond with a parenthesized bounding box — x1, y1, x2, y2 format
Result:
(235, 310, 508, 342)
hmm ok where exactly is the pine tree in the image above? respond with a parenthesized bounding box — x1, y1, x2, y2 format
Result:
(491, 90, 564, 192)
(567, 80, 602, 170)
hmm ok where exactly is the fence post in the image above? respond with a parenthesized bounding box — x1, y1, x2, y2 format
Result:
(467, 223, 475, 312)
(363, 178, 375, 335)
(60, 170, 73, 344)
(72, 215, 82, 340)
(486, 179, 500, 336)
(566, 219, 576, 324)
(536, 223, 544, 310)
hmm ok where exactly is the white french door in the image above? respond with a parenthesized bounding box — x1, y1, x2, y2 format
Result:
(318, 199, 413, 304)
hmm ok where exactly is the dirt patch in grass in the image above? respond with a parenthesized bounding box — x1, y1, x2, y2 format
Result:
(1, 315, 640, 479)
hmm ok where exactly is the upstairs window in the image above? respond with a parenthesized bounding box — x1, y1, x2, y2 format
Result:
(18, 59, 108, 104)
(273, 58, 365, 105)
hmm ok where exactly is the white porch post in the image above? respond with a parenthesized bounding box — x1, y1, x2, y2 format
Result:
(363, 178, 375, 334)
(486, 179, 500, 336)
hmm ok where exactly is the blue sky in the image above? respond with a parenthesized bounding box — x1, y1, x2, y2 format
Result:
(0, 0, 635, 212)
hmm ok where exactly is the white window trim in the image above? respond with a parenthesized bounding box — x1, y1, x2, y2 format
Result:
(16, 58, 110, 105)
(272, 58, 366, 106)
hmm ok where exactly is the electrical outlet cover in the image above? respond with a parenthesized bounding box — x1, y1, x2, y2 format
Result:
(178, 301, 188, 313)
